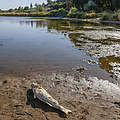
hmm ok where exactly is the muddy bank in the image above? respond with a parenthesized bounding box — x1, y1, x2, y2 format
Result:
(101, 20, 120, 25)
(0, 71, 120, 120)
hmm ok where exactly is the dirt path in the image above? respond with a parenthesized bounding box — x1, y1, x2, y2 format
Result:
(0, 71, 120, 120)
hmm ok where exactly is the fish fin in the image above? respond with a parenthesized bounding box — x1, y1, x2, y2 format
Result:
(47, 102, 53, 107)
(34, 94, 37, 99)
(40, 99, 53, 107)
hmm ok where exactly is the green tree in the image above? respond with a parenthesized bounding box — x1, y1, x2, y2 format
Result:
(35, 3, 43, 12)
(49, 1, 66, 10)
(72, 0, 88, 10)
(24, 6, 29, 10)
(18, 6, 24, 12)
(95, 0, 112, 10)
(66, 0, 72, 10)
(8, 8, 14, 12)
(111, 0, 120, 10)
(47, 0, 52, 5)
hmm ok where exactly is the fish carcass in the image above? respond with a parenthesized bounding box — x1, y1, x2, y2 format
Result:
(31, 83, 72, 115)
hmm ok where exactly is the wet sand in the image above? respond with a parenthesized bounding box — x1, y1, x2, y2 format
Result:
(0, 70, 120, 120)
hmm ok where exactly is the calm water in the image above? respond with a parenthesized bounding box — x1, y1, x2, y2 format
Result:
(0, 17, 120, 80)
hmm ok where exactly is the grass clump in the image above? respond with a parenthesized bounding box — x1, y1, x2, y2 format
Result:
(0, 12, 48, 17)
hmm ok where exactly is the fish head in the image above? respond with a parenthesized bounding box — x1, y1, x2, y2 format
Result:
(31, 82, 41, 89)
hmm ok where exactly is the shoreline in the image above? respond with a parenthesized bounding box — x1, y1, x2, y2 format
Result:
(1, 15, 120, 25)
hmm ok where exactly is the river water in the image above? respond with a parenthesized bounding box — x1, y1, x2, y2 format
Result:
(0, 17, 120, 80)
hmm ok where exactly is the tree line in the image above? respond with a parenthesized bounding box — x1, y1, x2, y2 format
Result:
(0, 0, 120, 20)
(48, 0, 120, 11)
(0, 0, 119, 13)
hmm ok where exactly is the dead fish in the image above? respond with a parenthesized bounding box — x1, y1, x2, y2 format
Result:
(31, 83, 72, 115)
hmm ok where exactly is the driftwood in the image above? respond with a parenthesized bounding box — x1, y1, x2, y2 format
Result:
(31, 83, 72, 115)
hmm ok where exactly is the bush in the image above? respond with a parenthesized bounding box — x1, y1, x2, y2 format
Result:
(117, 9, 120, 13)
(67, 7, 86, 18)
(0, 9, 2, 12)
(48, 8, 67, 17)
(117, 9, 120, 21)
(76, 11, 86, 18)
(69, 7, 78, 14)
(85, 11, 97, 18)
(101, 11, 113, 20)
(49, 2, 66, 10)
(29, 12, 48, 17)
(100, 11, 118, 21)
(67, 7, 79, 18)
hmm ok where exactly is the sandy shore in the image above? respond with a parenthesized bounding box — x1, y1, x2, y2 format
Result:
(0, 71, 120, 120)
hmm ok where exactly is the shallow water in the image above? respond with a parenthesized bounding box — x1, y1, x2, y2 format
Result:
(0, 16, 120, 80)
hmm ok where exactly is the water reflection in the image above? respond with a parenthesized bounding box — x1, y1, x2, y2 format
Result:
(19, 19, 120, 79)
(19, 19, 100, 32)
(19, 20, 47, 28)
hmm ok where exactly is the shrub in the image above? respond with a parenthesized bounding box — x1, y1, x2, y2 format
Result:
(85, 11, 97, 18)
(49, 2, 66, 10)
(48, 8, 67, 17)
(58, 8, 67, 17)
(67, 7, 79, 18)
(69, 7, 78, 14)
(117, 9, 120, 13)
(100, 11, 118, 21)
(117, 9, 120, 21)
(67, 7, 86, 19)
(76, 11, 86, 18)
(101, 11, 113, 20)
(29, 12, 48, 17)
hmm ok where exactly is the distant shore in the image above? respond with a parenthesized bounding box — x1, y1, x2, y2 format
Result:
(1, 13, 120, 25)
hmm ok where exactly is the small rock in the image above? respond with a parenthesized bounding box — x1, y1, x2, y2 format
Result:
(76, 66, 87, 73)
(3, 80, 7, 84)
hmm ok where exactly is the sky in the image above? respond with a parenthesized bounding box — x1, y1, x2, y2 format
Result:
(0, 0, 47, 10)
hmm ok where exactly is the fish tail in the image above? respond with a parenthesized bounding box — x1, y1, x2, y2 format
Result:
(59, 105, 72, 114)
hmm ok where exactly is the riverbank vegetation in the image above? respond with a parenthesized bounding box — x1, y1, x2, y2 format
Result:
(0, 0, 120, 21)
